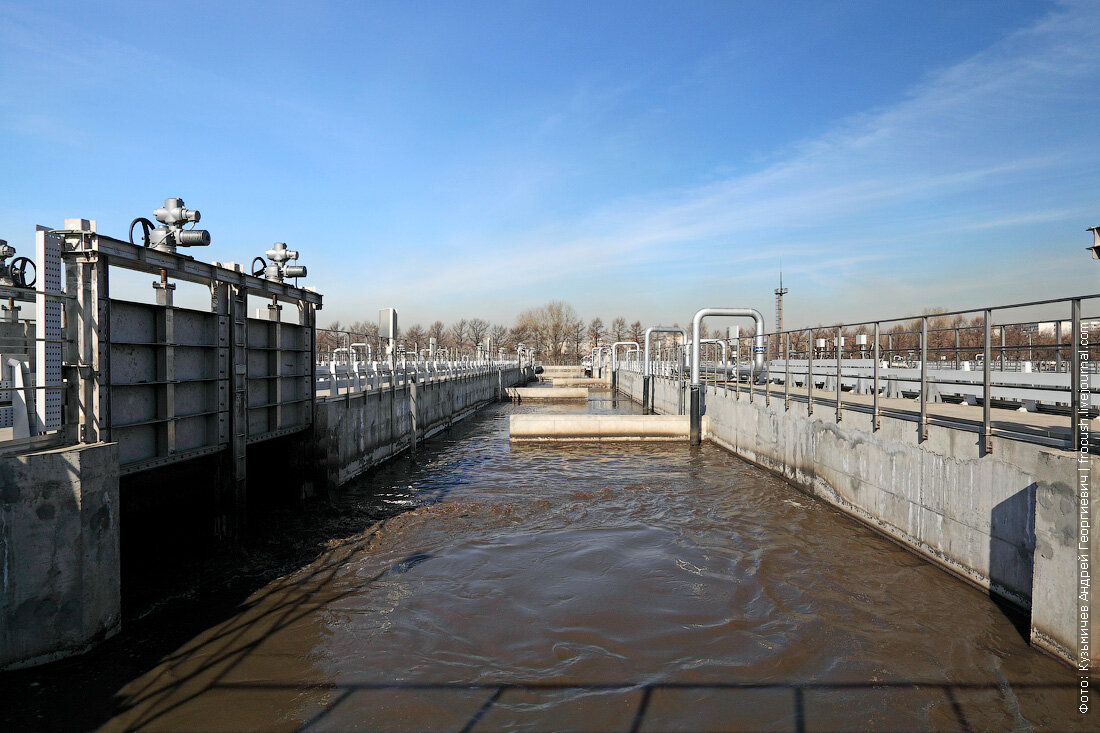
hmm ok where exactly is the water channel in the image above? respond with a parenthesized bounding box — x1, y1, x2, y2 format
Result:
(1, 391, 1084, 731)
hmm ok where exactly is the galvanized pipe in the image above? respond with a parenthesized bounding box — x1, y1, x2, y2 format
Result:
(610, 341, 639, 372)
(643, 327, 686, 377)
(689, 307, 765, 444)
(689, 308, 765, 386)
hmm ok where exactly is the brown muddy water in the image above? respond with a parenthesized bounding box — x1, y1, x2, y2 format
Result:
(0, 392, 1086, 731)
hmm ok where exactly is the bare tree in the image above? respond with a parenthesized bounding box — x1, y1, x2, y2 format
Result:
(428, 320, 446, 345)
(629, 320, 644, 345)
(515, 300, 582, 364)
(569, 317, 586, 360)
(449, 319, 468, 352)
(468, 318, 490, 348)
(611, 317, 628, 342)
(404, 323, 426, 352)
(490, 324, 509, 351)
(587, 317, 605, 349)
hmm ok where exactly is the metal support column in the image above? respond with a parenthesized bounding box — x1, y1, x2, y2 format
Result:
(65, 250, 111, 443)
(226, 284, 248, 537)
(689, 384, 701, 445)
(154, 271, 176, 456)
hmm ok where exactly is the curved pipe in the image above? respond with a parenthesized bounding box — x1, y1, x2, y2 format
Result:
(697, 338, 728, 373)
(610, 341, 639, 371)
(690, 308, 765, 386)
(643, 326, 687, 377)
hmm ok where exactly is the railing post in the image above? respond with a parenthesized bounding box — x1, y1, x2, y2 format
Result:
(990, 305, 998, 451)
(919, 316, 928, 441)
(748, 338, 754, 404)
(765, 334, 771, 407)
(873, 322, 880, 430)
(1072, 299, 1082, 453)
(807, 328, 814, 416)
(835, 326, 843, 423)
(784, 332, 790, 411)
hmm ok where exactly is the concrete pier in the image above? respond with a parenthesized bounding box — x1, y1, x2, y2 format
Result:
(0, 442, 120, 670)
(506, 387, 588, 401)
(509, 414, 689, 441)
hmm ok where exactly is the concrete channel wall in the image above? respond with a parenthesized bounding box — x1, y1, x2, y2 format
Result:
(0, 442, 120, 670)
(614, 369, 1091, 668)
(315, 366, 528, 489)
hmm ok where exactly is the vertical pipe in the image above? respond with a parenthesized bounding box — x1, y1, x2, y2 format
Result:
(919, 316, 928, 441)
(954, 326, 960, 369)
(1072, 299, 1082, 453)
(990, 308, 998, 451)
(873, 322, 880, 430)
(807, 328, 814, 415)
(1057, 320, 1064, 372)
(835, 326, 843, 423)
(999, 326, 1006, 371)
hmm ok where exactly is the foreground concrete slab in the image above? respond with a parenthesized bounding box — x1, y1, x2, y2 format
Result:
(510, 414, 689, 441)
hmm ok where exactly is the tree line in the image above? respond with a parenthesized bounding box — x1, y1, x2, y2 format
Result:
(319, 302, 1079, 364)
(318, 301, 671, 364)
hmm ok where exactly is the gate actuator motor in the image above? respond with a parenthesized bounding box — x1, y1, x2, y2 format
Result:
(252, 242, 307, 283)
(129, 197, 211, 253)
(0, 239, 35, 288)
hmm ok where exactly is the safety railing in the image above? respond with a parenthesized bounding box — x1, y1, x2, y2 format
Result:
(632, 293, 1100, 452)
(314, 328, 529, 399)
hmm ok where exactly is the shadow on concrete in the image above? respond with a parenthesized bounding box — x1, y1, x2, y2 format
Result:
(989, 482, 1037, 642)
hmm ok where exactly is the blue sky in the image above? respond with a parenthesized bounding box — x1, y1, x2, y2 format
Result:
(1, 1, 1098, 330)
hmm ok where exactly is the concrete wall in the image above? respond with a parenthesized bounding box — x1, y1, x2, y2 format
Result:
(315, 366, 527, 489)
(0, 442, 120, 670)
(614, 370, 1090, 668)
(617, 370, 684, 415)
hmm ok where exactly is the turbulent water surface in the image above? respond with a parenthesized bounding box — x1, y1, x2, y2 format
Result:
(6, 393, 1086, 731)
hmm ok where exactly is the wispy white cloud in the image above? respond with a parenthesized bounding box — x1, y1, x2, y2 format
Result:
(341, 0, 1100, 326)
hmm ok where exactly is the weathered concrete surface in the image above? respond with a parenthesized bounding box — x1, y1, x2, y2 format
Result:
(510, 414, 689, 441)
(315, 367, 527, 490)
(618, 369, 684, 415)
(0, 442, 120, 670)
(614, 369, 1092, 668)
(549, 378, 607, 387)
(506, 387, 588, 401)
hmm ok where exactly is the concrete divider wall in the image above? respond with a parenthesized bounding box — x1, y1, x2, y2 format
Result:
(315, 367, 527, 489)
(613, 369, 1089, 668)
(616, 370, 684, 415)
(1, 442, 120, 670)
